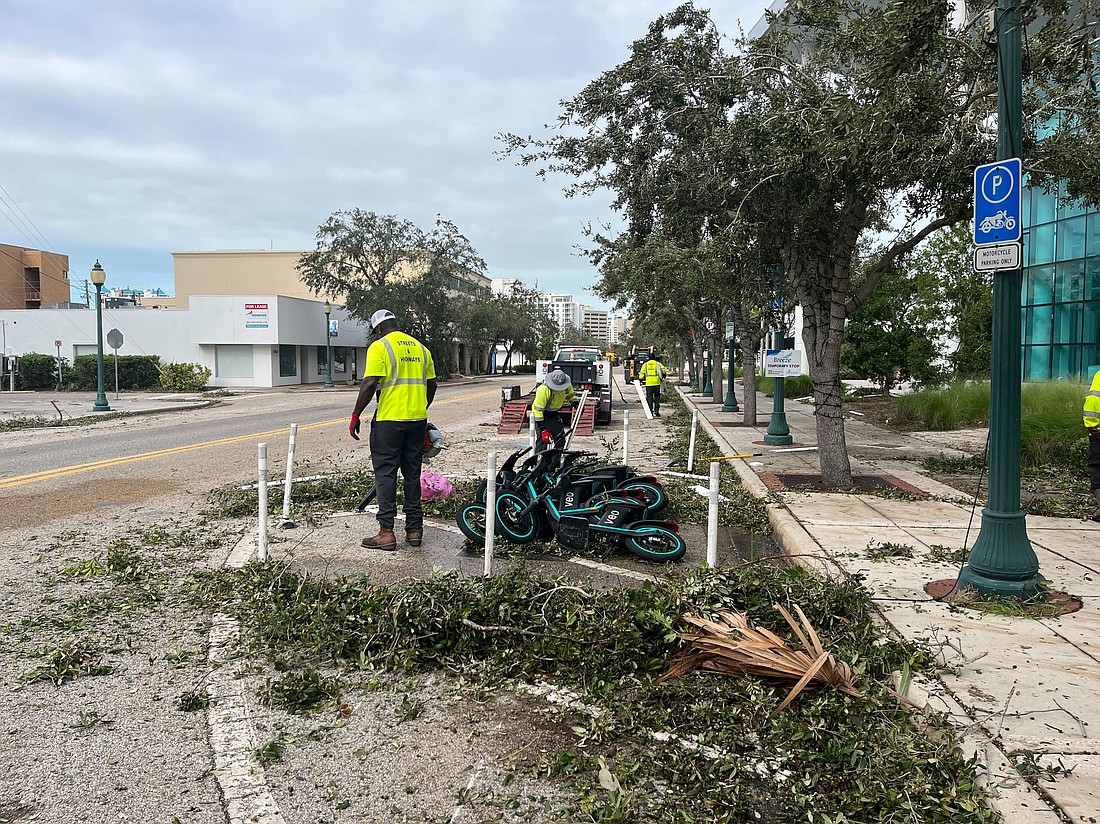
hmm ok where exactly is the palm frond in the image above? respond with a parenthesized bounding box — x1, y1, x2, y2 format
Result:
(657, 605, 863, 711)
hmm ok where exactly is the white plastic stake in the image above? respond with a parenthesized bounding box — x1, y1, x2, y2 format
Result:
(528, 410, 536, 451)
(483, 452, 496, 576)
(687, 409, 699, 474)
(622, 411, 629, 464)
(257, 443, 269, 562)
(281, 423, 298, 519)
(706, 460, 720, 567)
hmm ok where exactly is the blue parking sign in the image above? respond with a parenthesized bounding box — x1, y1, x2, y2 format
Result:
(974, 158, 1022, 245)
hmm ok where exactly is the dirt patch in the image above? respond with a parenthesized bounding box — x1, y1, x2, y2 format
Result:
(0, 477, 182, 530)
(761, 473, 927, 496)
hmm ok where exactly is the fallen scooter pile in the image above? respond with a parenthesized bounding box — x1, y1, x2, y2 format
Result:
(456, 447, 685, 562)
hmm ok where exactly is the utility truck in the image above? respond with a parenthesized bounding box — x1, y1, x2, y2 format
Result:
(536, 345, 613, 425)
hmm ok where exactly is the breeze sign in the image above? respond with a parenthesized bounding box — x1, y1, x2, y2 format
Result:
(764, 349, 802, 378)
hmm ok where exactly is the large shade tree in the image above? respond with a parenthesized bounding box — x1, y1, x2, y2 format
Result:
(296, 209, 488, 376)
(504, 1, 1099, 486)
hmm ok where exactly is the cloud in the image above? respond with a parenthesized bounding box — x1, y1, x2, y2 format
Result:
(0, 0, 764, 301)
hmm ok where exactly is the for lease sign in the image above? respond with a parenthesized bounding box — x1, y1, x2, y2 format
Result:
(245, 303, 269, 329)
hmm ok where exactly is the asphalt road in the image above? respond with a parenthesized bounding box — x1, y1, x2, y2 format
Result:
(0, 377, 512, 530)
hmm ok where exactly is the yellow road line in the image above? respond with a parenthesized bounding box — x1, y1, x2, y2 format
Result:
(0, 387, 499, 490)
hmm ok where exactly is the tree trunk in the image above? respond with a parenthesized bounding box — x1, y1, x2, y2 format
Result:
(738, 340, 759, 426)
(802, 299, 852, 487)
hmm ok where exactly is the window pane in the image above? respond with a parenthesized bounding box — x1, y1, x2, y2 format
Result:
(333, 346, 346, 373)
(1086, 257, 1100, 301)
(1029, 185, 1056, 224)
(1025, 264, 1054, 304)
(279, 344, 297, 377)
(316, 346, 327, 375)
(1053, 345, 1080, 377)
(1053, 302, 1081, 343)
(1023, 345, 1051, 380)
(1082, 299, 1100, 346)
(1028, 223, 1055, 265)
(1057, 215, 1086, 260)
(215, 345, 253, 378)
(1055, 260, 1085, 302)
(1025, 305, 1053, 346)
(1087, 213, 1100, 257)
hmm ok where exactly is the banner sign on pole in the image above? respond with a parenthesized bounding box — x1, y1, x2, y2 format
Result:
(764, 349, 802, 378)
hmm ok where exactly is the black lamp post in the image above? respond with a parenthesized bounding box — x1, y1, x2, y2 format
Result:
(722, 314, 739, 412)
(763, 267, 792, 445)
(323, 300, 334, 388)
(89, 260, 111, 412)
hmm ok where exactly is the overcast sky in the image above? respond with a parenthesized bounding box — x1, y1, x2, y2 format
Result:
(0, 1, 765, 310)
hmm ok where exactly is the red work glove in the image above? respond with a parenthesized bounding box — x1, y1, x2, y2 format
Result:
(540, 429, 553, 444)
(349, 414, 361, 440)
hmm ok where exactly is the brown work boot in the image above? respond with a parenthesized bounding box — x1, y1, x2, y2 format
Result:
(1092, 489, 1100, 522)
(361, 528, 397, 551)
(405, 529, 423, 547)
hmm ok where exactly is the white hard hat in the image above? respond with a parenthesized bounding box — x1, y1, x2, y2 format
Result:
(370, 309, 396, 329)
(546, 370, 571, 391)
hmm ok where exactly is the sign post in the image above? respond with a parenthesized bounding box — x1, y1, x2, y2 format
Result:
(106, 328, 123, 400)
(54, 339, 63, 386)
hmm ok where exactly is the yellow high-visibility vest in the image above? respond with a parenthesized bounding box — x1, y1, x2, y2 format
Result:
(365, 331, 435, 421)
(640, 359, 665, 387)
(1085, 370, 1100, 431)
(532, 383, 575, 421)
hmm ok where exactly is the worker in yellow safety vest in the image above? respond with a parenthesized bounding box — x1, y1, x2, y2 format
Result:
(349, 309, 438, 551)
(639, 354, 666, 417)
(532, 369, 576, 452)
(1085, 369, 1100, 521)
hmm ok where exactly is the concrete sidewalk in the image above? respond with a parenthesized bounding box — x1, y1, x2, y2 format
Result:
(679, 384, 1100, 823)
(0, 389, 214, 422)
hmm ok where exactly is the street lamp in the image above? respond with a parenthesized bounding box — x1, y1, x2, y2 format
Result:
(764, 270, 792, 446)
(89, 260, 111, 412)
(323, 300, 334, 388)
(722, 314, 739, 413)
(957, 0, 1041, 598)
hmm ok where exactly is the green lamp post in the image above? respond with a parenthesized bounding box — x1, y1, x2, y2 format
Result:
(89, 260, 111, 412)
(763, 320, 792, 446)
(323, 300, 334, 388)
(722, 315, 739, 412)
(957, 0, 1042, 598)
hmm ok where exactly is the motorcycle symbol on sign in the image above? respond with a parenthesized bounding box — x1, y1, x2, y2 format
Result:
(979, 209, 1017, 234)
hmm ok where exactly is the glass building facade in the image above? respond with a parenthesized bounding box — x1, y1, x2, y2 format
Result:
(1022, 182, 1100, 379)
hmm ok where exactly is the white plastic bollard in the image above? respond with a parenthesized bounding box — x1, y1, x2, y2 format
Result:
(281, 423, 298, 520)
(687, 409, 699, 474)
(484, 452, 496, 576)
(258, 442, 269, 562)
(622, 411, 629, 464)
(529, 411, 536, 451)
(706, 460, 720, 567)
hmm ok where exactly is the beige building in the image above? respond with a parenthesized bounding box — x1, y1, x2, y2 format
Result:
(171, 248, 494, 373)
(0, 244, 70, 309)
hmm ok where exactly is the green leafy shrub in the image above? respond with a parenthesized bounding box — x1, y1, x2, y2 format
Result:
(14, 352, 64, 390)
(160, 362, 211, 392)
(70, 354, 161, 390)
(760, 373, 814, 399)
(510, 363, 537, 374)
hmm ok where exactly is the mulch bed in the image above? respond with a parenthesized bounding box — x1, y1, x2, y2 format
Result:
(761, 472, 927, 496)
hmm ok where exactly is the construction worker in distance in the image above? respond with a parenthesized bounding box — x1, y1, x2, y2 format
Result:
(349, 309, 437, 552)
(1085, 368, 1100, 521)
(532, 369, 575, 453)
(639, 352, 666, 417)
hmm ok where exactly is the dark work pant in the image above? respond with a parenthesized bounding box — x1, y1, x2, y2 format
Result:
(369, 419, 428, 531)
(1090, 433, 1100, 491)
(534, 411, 565, 453)
(646, 384, 661, 415)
